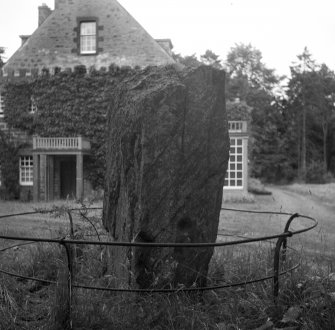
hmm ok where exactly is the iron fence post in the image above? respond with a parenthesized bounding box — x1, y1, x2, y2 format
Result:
(67, 211, 74, 238)
(60, 241, 73, 330)
(282, 213, 299, 262)
(273, 236, 285, 302)
(273, 214, 298, 303)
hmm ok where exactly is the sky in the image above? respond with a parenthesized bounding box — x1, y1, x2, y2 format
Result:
(0, 0, 335, 77)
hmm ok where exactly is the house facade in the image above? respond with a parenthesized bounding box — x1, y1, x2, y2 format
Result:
(0, 0, 248, 201)
(0, 0, 175, 201)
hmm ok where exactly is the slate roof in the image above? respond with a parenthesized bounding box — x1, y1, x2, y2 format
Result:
(3, 0, 175, 74)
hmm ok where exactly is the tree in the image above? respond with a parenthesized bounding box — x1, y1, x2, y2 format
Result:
(225, 43, 289, 181)
(172, 53, 201, 68)
(173, 50, 223, 70)
(313, 64, 335, 172)
(250, 96, 298, 182)
(288, 48, 318, 180)
(225, 43, 280, 99)
(287, 49, 335, 181)
(200, 49, 223, 69)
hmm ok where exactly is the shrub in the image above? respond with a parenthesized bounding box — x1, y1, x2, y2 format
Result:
(248, 177, 272, 195)
(305, 161, 333, 184)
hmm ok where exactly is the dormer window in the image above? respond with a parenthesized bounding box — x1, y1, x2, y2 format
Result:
(0, 93, 4, 118)
(80, 21, 97, 54)
(29, 96, 37, 114)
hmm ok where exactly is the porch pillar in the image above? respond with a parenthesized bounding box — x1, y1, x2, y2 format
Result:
(40, 155, 47, 201)
(47, 155, 54, 201)
(76, 153, 84, 200)
(33, 154, 40, 202)
(242, 136, 249, 193)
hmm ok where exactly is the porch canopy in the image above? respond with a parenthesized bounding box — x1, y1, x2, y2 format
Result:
(32, 136, 91, 201)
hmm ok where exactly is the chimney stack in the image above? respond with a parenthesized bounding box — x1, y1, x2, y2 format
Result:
(55, 0, 66, 10)
(20, 35, 31, 46)
(155, 39, 174, 56)
(38, 3, 52, 26)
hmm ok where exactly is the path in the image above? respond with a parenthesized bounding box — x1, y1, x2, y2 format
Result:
(268, 186, 335, 256)
(220, 186, 335, 257)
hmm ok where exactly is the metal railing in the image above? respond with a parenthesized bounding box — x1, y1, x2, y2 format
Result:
(0, 207, 317, 329)
(32, 136, 90, 150)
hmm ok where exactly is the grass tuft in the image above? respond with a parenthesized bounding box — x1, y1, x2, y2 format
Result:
(1, 201, 335, 329)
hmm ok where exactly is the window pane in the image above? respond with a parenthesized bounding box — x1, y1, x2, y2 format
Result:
(20, 156, 33, 186)
(80, 22, 96, 54)
(223, 137, 244, 189)
(81, 22, 96, 35)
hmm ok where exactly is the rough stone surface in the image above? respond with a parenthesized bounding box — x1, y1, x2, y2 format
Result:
(103, 65, 229, 289)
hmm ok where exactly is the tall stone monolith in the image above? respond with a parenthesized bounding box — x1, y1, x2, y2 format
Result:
(103, 65, 229, 289)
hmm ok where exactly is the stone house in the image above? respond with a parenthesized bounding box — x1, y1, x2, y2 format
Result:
(0, 0, 248, 201)
(0, 0, 174, 201)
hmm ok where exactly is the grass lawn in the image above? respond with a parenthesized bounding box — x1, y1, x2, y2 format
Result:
(222, 184, 335, 260)
(0, 185, 334, 329)
(0, 184, 332, 256)
(0, 200, 103, 239)
(283, 182, 335, 205)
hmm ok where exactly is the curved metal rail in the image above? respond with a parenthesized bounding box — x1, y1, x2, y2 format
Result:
(0, 206, 317, 328)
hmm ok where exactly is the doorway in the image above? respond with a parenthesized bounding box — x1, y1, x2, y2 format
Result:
(60, 157, 76, 199)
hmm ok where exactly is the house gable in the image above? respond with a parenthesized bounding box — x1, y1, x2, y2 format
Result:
(3, 0, 174, 74)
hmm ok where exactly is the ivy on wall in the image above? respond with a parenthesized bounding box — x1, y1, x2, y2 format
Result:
(0, 131, 20, 199)
(3, 65, 133, 189)
(226, 100, 252, 122)
(3, 82, 35, 133)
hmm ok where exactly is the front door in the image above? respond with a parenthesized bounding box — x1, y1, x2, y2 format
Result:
(60, 159, 76, 199)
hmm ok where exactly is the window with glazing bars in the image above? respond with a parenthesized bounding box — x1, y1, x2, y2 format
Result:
(224, 138, 243, 189)
(19, 156, 33, 186)
(80, 22, 97, 54)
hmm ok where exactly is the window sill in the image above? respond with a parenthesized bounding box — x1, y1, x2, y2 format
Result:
(223, 186, 244, 190)
(80, 52, 97, 56)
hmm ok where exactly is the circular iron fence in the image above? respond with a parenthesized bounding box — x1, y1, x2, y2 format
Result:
(0, 207, 317, 328)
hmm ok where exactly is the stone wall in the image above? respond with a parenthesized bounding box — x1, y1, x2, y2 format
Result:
(3, 0, 174, 74)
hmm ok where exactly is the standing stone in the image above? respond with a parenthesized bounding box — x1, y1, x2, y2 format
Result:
(103, 65, 229, 289)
